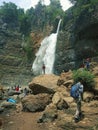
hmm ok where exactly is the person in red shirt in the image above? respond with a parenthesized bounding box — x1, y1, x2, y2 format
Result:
(15, 85, 19, 91)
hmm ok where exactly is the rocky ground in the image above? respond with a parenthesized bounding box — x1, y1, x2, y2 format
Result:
(0, 62, 98, 130)
(0, 100, 98, 130)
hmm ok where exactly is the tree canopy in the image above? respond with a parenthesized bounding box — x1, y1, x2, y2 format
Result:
(0, 2, 18, 28)
(0, 0, 64, 35)
(0, 0, 98, 35)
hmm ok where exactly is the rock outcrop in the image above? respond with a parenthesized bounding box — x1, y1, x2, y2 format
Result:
(21, 94, 52, 112)
(29, 74, 59, 94)
(54, 4, 98, 74)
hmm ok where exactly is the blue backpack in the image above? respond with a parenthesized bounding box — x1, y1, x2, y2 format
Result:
(70, 84, 79, 98)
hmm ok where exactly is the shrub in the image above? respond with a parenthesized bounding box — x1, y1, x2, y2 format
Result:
(72, 69, 95, 91)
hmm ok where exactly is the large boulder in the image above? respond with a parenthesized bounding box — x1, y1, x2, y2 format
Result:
(83, 91, 94, 102)
(38, 103, 58, 123)
(56, 99, 69, 110)
(94, 77, 98, 91)
(8, 90, 21, 96)
(57, 71, 73, 86)
(52, 86, 74, 108)
(52, 91, 70, 110)
(21, 94, 52, 112)
(29, 74, 59, 94)
(0, 101, 16, 109)
(92, 66, 98, 76)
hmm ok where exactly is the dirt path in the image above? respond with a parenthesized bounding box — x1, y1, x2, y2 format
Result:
(1, 101, 98, 130)
(1, 111, 47, 130)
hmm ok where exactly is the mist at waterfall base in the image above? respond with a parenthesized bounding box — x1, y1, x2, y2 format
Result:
(32, 19, 62, 75)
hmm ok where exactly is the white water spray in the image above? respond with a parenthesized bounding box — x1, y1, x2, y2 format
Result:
(32, 19, 62, 75)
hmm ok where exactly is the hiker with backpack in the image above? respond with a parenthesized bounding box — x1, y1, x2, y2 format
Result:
(70, 78, 84, 122)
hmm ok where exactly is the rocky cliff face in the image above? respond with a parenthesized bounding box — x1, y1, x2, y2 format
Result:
(0, 23, 33, 87)
(54, 4, 98, 74)
(54, 20, 75, 74)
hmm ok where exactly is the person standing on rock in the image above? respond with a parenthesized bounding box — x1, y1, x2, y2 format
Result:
(42, 63, 45, 74)
(85, 58, 90, 70)
(15, 85, 19, 91)
(70, 78, 84, 122)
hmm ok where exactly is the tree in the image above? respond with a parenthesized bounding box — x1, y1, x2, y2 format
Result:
(20, 15, 31, 36)
(46, 0, 63, 24)
(0, 2, 18, 28)
(26, 7, 35, 29)
(34, 1, 45, 29)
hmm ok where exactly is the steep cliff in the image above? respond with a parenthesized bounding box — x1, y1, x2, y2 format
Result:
(54, 3, 98, 74)
(0, 24, 33, 86)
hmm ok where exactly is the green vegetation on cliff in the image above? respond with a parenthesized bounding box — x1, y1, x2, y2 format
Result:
(0, 0, 64, 35)
(0, 0, 98, 33)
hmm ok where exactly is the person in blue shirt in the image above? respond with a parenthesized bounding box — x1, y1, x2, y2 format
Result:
(74, 79, 84, 122)
(85, 58, 90, 70)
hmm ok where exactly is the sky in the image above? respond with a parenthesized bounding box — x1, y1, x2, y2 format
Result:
(0, 0, 72, 11)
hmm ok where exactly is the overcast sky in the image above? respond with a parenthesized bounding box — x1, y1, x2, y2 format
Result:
(0, 0, 72, 11)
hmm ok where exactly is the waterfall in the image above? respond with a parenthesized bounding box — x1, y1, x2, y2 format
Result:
(32, 19, 62, 75)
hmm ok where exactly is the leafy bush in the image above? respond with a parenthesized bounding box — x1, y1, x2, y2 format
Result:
(72, 69, 95, 91)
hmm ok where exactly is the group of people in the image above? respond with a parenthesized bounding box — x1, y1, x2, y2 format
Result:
(42, 58, 90, 75)
(9, 85, 29, 97)
(7, 58, 89, 122)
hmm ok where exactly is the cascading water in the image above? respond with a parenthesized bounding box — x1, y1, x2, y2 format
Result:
(32, 19, 62, 75)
